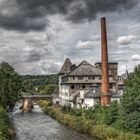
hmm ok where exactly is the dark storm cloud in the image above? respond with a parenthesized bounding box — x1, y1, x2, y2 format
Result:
(0, 0, 137, 32)
(66, 0, 137, 22)
(0, 16, 47, 31)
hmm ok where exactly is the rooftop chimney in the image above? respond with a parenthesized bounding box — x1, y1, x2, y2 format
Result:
(101, 17, 110, 106)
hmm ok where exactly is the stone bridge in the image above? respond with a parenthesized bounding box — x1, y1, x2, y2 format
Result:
(19, 94, 53, 112)
(20, 94, 53, 101)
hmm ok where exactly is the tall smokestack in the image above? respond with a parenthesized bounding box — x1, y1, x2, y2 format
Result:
(101, 17, 110, 106)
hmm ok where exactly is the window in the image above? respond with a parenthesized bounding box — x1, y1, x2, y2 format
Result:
(71, 84, 75, 89)
(78, 76, 83, 80)
(98, 76, 101, 80)
(110, 84, 113, 89)
(95, 76, 101, 80)
(76, 84, 80, 89)
(95, 85, 99, 91)
(82, 84, 85, 89)
(88, 76, 95, 80)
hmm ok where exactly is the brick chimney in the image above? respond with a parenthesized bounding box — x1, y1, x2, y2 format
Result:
(101, 17, 110, 106)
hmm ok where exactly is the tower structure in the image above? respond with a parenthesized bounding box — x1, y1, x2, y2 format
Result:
(101, 17, 111, 106)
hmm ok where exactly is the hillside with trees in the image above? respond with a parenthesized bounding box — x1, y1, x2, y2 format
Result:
(21, 74, 58, 86)
(21, 74, 59, 95)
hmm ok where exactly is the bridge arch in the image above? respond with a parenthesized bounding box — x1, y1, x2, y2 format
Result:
(19, 94, 53, 112)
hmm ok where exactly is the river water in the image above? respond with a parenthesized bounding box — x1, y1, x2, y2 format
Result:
(11, 102, 98, 140)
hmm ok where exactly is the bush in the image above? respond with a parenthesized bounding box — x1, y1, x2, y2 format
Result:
(43, 106, 140, 140)
(60, 102, 119, 126)
(38, 100, 52, 111)
(103, 101, 119, 125)
(0, 106, 14, 140)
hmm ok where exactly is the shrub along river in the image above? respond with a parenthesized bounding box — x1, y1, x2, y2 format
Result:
(11, 102, 98, 140)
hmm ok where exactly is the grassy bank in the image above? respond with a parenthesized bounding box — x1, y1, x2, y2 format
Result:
(39, 102, 140, 140)
(0, 106, 15, 140)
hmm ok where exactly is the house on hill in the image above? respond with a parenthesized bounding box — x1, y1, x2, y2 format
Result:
(59, 58, 120, 107)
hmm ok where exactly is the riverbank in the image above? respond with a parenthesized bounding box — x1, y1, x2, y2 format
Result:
(39, 102, 140, 140)
(0, 106, 15, 140)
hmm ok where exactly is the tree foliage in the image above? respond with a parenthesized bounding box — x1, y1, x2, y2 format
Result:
(61, 102, 119, 126)
(39, 84, 58, 95)
(0, 62, 22, 109)
(21, 74, 58, 94)
(120, 65, 140, 134)
(21, 74, 58, 86)
(103, 101, 119, 125)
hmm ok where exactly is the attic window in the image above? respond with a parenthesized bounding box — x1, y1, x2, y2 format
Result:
(88, 76, 95, 80)
(78, 76, 83, 80)
(96, 76, 101, 80)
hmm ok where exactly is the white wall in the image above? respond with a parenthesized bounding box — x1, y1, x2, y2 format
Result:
(80, 90, 85, 99)
(111, 97, 120, 103)
(84, 98, 100, 108)
(59, 84, 70, 105)
(59, 75, 62, 96)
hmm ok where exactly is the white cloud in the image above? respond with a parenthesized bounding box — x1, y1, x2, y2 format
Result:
(118, 65, 126, 75)
(22, 46, 34, 52)
(75, 40, 94, 50)
(117, 35, 136, 45)
(131, 54, 140, 61)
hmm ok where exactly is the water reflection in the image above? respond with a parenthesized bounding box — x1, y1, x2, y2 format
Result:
(12, 103, 98, 140)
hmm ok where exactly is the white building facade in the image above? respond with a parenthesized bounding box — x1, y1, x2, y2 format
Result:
(59, 58, 121, 107)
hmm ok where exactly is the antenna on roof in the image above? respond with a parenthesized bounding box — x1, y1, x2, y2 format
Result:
(125, 63, 129, 75)
(126, 69, 129, 77)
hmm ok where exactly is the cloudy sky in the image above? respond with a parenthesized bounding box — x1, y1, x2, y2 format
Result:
(0, 0, 140, 75)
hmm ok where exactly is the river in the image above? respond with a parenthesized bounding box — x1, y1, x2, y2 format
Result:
(11, 102, 98, 140)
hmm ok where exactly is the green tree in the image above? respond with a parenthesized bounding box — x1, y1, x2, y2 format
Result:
(104, 101, 119, 125)
(21, 74, 59, 86)
(120, 65, 140, 134)
(0, 106, 10, 139)
(40, 84, 58, 95)
(22, 83, 34, 94)
(44, 84, 57, 94)
(0, 62, 22, 110)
